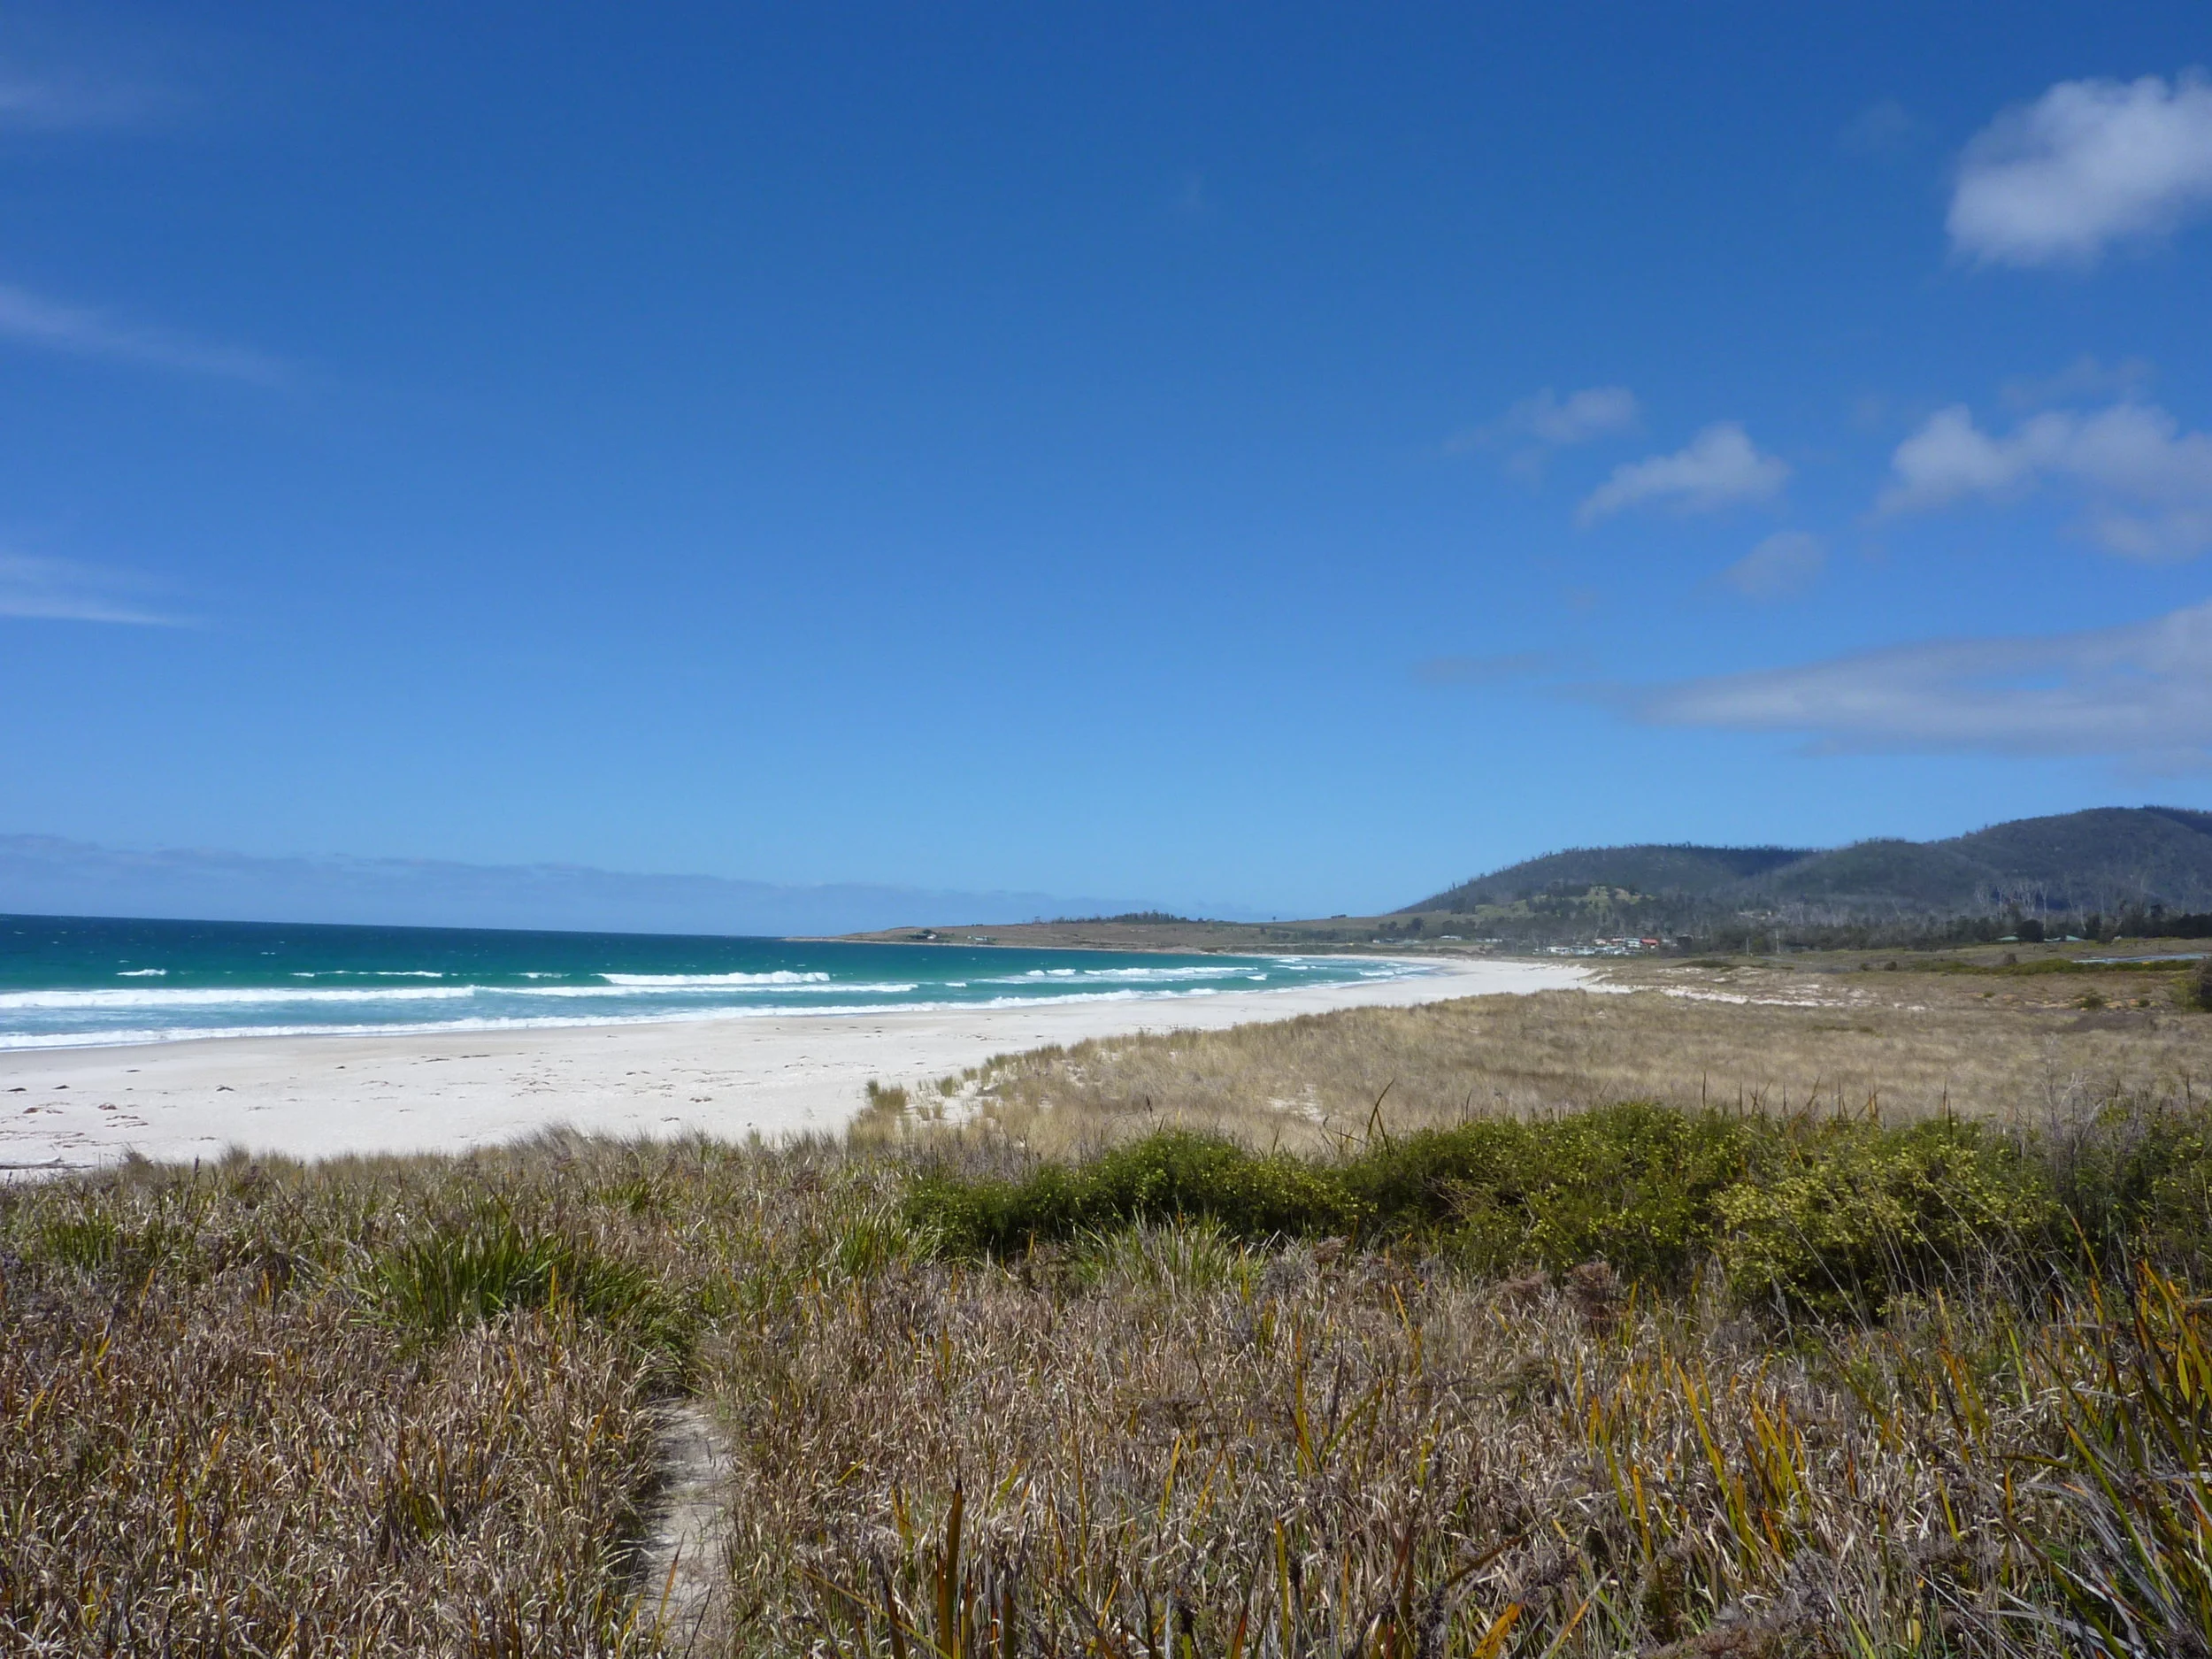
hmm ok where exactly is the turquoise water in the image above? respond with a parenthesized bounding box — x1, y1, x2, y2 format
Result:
(0, 914, 1419, 1050)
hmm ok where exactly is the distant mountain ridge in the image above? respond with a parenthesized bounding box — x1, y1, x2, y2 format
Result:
(1407, 807, 2212, 918)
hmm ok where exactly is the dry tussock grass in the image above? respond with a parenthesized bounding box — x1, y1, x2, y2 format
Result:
(0, 1136, 898, 1656)
(928, 966, 2212, 1156)
(698, 1222, 2211, 1656)
(2, 1275, 652, 1654)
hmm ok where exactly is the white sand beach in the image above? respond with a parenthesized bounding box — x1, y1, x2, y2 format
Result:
(0, 956, 1593, 1173)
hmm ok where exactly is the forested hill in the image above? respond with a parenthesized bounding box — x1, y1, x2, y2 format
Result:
(1407, 807, 2212, 918)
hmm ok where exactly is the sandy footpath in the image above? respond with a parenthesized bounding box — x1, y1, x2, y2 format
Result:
(0, 957, 1592, 1173)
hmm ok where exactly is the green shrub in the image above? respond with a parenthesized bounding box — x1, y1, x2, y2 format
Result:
(1067, 1218, 1256, 1296)
(32, 1210, 128, 1273)
(2190, 957, 2212, 1010)
(830, 1203, 914, 1279)
(1717, 1119, 2054, 1316)
(1348, 1103, 1756, 1280)
(372, 1214, 691, 1365)
(27, 1207, 179, 1285)
(1929, 956, 2181, 977)
(908, 1130, 1360, 1256)
(2055, 1108, 2212, 1273)
(911, 1107, 2087, 1317)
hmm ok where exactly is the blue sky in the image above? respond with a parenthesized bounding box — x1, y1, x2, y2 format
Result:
(6, 3, 2212, 920)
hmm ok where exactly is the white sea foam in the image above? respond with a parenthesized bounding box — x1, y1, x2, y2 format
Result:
(292, 970, 447, 979)
(503, 980, 919, 998)
(0, 979, 941, 1015)
(987, 964, 1284, 986)
(0, 985, 479, 1010)
(598, 971, 833, 987)
(0, 950, 1417, 1050)
(0, 983, 1284, 1049)
(118, 968, 167, 978)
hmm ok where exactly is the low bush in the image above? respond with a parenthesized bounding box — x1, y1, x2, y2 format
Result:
(1347, 1102, 1757, 1280)
(1925, 955, 2186, 976)
(907, 1128, 1360, 1255)
(1717, 1117, 2054, 1315)
(910, 1102, 2212, 1314)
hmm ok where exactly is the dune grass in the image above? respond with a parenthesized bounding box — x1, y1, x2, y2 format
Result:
(695, 1086, 2212, 1657)
(0, 1135, 899, 1655)
(704, 1214, 2212, 1657)
(914, 964, 2212, 1157)
(15, 971, 2212, 1653)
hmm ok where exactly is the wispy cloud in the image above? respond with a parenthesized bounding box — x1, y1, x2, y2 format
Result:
(1719, 531, 1825, 601)
(0, 65, 152, 130)
(1577, 422, 1789, 525)
(1949, 71, 2212, 265)
(0, 554, 182, 626)
(0, 281, 281, 381)
(1450, 385, 1639, 478)
(1876, 399, 2212, 559)
(1628, 601, 2212, 769)
(1838, 98, 1924, 159)
(2000, 354, 2155, 411)
(1411, 652, 1549, 687)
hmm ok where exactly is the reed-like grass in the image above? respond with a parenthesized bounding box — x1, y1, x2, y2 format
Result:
(12, 1067, 2212, 1653)
(0, 1135, 901, 1655)
(698, 1212, 2212, 1656)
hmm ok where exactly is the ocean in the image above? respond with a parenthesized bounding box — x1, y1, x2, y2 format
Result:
(0, 913, 1419, 1051)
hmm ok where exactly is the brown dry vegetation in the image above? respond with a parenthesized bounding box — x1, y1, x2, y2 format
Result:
(13, 971, 2212, 1655)
(916, 963, 2212, 1156)
(705, 1221, 2212, 1658)
(0, 1138, 902, 1656)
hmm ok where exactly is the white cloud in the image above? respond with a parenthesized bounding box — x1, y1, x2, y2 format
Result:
(1949, 72, 2212, 265)
(1509, 385, 1640, 446)
(1631, 600, 2212, 767)
(0, 554, 180, 625)
(1576, 422, 1789, 525)
(0, 282, 280, 381)
(1721, 532, 1826, 600)
(1877, 399, 2212, 558)
(1878, 405, 2047, 508)
(1450, 385, 1639, 474)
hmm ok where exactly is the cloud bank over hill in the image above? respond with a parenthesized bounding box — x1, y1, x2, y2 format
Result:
(1627, 599, 2212, 770)
(0, 835, 1181, 938)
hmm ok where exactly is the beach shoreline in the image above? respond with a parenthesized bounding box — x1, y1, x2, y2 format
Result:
(0, 957, 1593, 1173)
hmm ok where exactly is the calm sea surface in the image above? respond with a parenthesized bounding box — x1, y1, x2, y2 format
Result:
(0, 914, 1419, 1050)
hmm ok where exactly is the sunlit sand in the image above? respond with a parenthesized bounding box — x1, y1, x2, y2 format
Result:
(0, 956, 1591, 1171)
